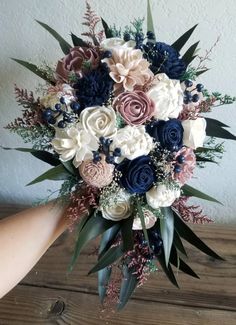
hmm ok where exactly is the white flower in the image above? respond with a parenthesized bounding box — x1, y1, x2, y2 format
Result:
(110, 125, 154, 162)
(146, 184, 181, 209)
(147, 73, 183, 120)
(101, 190, 132, 221)
(51, 125, 99, 168)
(79, 106, 117, 140)
(132, 209, 156, 230)
(182, 118, 206, 149)
(40, 84, 75, 108)
(100, 37, 136, 50)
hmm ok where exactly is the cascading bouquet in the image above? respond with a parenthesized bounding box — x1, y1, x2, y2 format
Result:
(3, 0, 236, 310)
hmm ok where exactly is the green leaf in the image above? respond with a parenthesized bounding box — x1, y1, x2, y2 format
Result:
(172, 24, 198, 52)
(121, 216, 134, 252)
(27, 164, 71, 186)
(196, 68, 209, 76)
(101, 18, 113, 38)
(173, 229, 187, 257)
(170, 246, 199, 279)
(182, 184, 222, 205)
(70, 33, 89, 47)
(1, 146, 60, 166)
(36, 20, 71, 54)
(173, 208, 224, 260)
(196, 156, 218, 164)
(147, 0, 156, 41)
(89, 245, 123, 274)
(69, 212, 116, 271)
(76, 213, 91, 235)
(205, 117, 236, 140)
(99, 224, 121, 257)
(98, 266, 112, 303)
(117, 265, 138, 310)
(158, 251, 179, 288)
(160, 207, 174, 266)
(182, 41, 199, 66)
(61, 160, 77, 175)
(136, 199, 150, 249)
(11, 58, 55, 85)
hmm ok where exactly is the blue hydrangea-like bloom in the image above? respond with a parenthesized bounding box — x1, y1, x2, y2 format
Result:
(142, 42, 186, 80)
(73, 64, 114, 109)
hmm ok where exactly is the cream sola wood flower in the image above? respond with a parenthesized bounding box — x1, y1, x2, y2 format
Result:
(51, 125, 99, 168)
(102, 47, 153, 92)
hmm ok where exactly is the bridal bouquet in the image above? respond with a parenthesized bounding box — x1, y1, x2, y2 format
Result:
(3, 1, 235, 310)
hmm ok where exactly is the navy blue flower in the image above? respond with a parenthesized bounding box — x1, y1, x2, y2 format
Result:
(142, 42, 186, 80)
(73, 64, 114, 109)
(117, 156, 156, 194)
(146, 119, 183, 152)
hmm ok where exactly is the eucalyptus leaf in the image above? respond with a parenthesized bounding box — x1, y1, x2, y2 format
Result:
(172, 24, 198, 52)
(205, 117, 236, 140)
(98, 266, 112, 303)
(182, 41, 199, 66)
(136, 199, 150, 249)
(170, 246, 199, 279)
(147, 0, 156, 41)
(121, 216, 134, 252)
(158, 251, 179, 288)
(70, 33, 89, 47)
(99, 224, 121, 257)
(117, 265, 138, 310)
(160, 207, 174, 266)
(88, 245, 123, 274)
(182, 184, 222, 204)
(173, 229, 187, 257)
(11, 58, 55, 85)
(101, 18, 113, 38)
(173, 208, 224, 260)
(61, 160, 77, 175)
(69, 212, 115, 271)
(26, 164, 71, 186)
(36, 20, 71, 54)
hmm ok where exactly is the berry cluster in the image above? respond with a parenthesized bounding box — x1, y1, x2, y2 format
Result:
(174, 154, 185, 173)
(183, 80, 204, 105)
(93, 136, 121, 164)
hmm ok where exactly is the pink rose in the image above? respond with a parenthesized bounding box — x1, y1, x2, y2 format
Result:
(174, 147, 196, 185)
(113, 90, 155, 125)
(79, 155, 114, 188)
(56, 46, 100, 81)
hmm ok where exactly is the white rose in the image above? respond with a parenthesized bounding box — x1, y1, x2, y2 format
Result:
(182, 118, 206, 149)
(79, 106, 117, 139)
(51, 125, 99, 168)
(101, 190, 132, 221)
(147, 73, 183, 120)
(110, 125, 154, 162)
(146, 184, 181, 209)
(132, 209, 156, 230)
(100, 37, 136, 50)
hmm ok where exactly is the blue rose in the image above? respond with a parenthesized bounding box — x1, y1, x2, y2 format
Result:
(116, 156, 156, 194)
(146, 119, 183, 152)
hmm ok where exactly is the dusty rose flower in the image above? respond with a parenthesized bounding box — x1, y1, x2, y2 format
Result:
(102, 48, 153, 92)
(56, 46, 100, 81)
(79, 155, 114, 188)
(174, 147, 196, 185)
(113, 90, 155, 125)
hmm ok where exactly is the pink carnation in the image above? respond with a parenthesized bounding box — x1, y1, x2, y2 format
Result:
(113, 90, 155, 125)
(174, 147, 196, 185)
(79, 155, 114, 188)
(56, 46, 100, 81)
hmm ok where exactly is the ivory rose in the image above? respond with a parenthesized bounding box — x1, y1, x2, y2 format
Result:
(100, 37, 135, 50)
(79, 106, 117, 139)
(132, 209, 156, 230)
(146, 184, 181, 209)
(182, 118, 206, 149)
(101, 189, 132, 221)
(110, 125, 154, 162)
(51, 126, 99, 168)
(113, 90, 155, 125)
(147, 73, 183, 120)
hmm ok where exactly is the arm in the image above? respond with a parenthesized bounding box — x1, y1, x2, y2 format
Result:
(0, 201, 68, 298)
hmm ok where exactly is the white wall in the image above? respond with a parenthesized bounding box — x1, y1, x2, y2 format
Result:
(0, 0, 235, 222)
